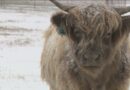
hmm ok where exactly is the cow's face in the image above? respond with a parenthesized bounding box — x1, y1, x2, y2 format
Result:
(50, 0, 130, 74)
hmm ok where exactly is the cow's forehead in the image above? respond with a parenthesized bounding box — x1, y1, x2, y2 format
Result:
(73, 4, 116, 17)
(73, 4, 117, 24)
(79, 4, 114, 15)
(69, 4, 122, 37)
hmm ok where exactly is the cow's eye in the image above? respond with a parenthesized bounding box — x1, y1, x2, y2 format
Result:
(74, 29, 83, 40)
(106, 32, 111, 38)
(103, 32, 112, 45)
(104, 32, 112, 39)
(75, 31, 81, 38)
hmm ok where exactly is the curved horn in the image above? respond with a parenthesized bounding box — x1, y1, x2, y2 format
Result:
(114, 6, 130, 15)
(49, 0, 75, 12)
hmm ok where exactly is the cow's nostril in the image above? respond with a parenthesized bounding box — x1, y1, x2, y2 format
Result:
(95, 54, 101, 60)
(83, 54, 100, 61)
(84, 55, 88, 60)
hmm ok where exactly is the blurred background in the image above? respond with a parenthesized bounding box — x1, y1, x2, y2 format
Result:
(0, 0, 129, 90)
(0, 0, 130, 11)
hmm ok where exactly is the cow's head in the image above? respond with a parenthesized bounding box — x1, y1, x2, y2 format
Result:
(50, 0, 130, 75)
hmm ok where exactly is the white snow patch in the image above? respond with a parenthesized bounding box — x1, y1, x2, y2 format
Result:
(0, 9, 50, 90)
(0, 9, 51, 30)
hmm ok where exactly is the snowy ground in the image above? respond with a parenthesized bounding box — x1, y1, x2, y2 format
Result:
(0, 9, 52, 90)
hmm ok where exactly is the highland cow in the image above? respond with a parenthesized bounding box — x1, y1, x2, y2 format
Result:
(41, 0, 130, 90)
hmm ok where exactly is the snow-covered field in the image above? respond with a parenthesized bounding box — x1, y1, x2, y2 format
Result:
(0, 8, 52, 90)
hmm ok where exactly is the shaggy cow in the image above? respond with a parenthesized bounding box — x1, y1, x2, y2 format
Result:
(41, 0, 130, 90)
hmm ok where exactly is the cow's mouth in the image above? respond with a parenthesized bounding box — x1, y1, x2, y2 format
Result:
(84, 66, 99, 70)
(83, 65, 100, 69)
(78, 62, 100, 70)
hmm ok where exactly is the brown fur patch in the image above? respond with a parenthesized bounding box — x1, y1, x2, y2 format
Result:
(41, 3, 130, 90)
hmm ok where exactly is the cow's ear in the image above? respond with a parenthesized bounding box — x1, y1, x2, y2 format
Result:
(122, 16, 130, 33)
(51, 12, 68, 35)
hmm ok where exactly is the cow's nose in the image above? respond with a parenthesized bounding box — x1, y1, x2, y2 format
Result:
(84, 54, 100, 61)
(79, 54, 101, 67)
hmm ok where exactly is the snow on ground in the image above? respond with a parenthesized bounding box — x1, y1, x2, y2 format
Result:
(0, 46, 49, 90)
(0, 9, 51, 30)
(0, 8, 51, 90)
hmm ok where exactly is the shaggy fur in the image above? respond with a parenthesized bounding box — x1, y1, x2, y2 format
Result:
(41, 4, 130, 90)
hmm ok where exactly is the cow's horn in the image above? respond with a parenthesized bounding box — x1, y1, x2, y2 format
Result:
(114, 6, 130, 15)
(49, 0, 75, 12)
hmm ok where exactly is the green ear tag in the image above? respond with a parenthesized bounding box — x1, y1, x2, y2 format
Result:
(57, 26, 66, 35)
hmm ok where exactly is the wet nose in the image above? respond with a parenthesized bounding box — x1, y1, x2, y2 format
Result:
(80, 53, 101, 66)
(84, 53, 100, 61)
